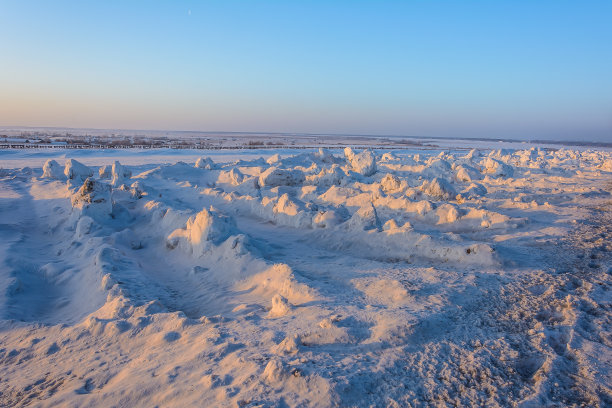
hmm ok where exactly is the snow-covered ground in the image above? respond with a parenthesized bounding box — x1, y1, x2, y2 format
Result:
(1, 146, 611, 407)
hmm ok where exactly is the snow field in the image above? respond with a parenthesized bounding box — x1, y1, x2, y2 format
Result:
(0, 146, 611, 406)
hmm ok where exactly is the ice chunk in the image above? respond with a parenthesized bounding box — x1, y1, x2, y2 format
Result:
(98, 165, 112, 179)
(266, 154, 281, 164)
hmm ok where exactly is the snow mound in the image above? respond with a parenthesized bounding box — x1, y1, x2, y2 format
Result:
(347, 203, 382, 231)
(259, 167, 306, 188)
(195, 156, 216, 169)
(424, 158, 452, 177)
(218, 168, 246, 185)
(70, 177, 112, 217)
(238, 263, 317, 305)
(111, 161, 132, 186)
(306, 165, 344, 188)
(483, 157, 514, 177)
(313, 148, 337, 163)
(268, 293, 292, 317)
(263, 359, 288, 383)
(64, 158, 93, 182)
(274, 193, 304, 217)
(380, 173, 403, 193)
(421, 177, 457, 200)
(455, 165, 481, 182)
(42, 159, 65, 180)
(598, 158, 612, 172)
(167, 207, 236, 254)
(345, 148, 377, 176)
(459, 183, 488, 200)
(272, 334, 301, 355)
(435, 203, 462, 224)
(463, 148, 480, 160)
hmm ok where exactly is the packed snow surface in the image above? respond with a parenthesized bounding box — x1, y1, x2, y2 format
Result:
(1, 147, 611, 407)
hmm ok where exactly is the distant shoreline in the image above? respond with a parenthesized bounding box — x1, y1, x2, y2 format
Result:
(1, 126, 610, 149)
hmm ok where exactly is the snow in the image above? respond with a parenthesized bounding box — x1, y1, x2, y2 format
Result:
(421, 177, 457, 200)
(42, 159, 65, 180)
(70, 177, 113, 218)
(64, 158, 94, 181)
(195, 156, 216, 170)
(258, 166, 306, 188)
(344, 147, 377, 176)
(1, 145, 611, 407)
(110, 160, 132, 186)
(167, 207, 236, 253)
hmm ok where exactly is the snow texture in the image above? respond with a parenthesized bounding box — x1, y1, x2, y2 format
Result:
(1, 146, 611, 407)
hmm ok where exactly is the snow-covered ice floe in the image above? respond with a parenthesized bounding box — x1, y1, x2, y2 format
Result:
(1, 147, 611, 406)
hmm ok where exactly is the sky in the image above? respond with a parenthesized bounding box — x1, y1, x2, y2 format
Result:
(1, 1, 611, 141)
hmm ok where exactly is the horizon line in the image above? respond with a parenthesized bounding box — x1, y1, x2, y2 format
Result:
(3, 124, 606, 145)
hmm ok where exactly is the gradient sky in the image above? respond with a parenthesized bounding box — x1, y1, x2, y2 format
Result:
(1, 1, 611, 140)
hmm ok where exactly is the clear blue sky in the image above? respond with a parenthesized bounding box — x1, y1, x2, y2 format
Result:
(1, 1, 611, 140)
